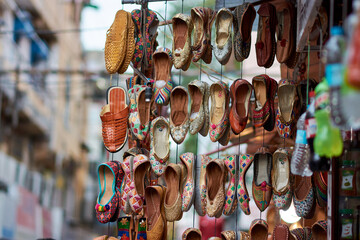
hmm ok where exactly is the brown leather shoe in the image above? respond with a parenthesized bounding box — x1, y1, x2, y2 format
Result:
(252, 147, 272, 212)
(255, 3, 277, 68)
(249, 219, 268, 240)
(100, 86, 129, 152)
(206, 158, 225, 217)
(229, 79, 253, 134)
(145, 185, 167, 240)
(276, 2, 295, 63)
(273, 224, 295, 240)
(164, 163, 183, 222)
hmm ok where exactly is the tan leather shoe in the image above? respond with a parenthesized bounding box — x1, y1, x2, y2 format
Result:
(146, 185, 167, 240)
(164, 163, 183, 222)
(172, 13, 193, 71)
(273, 224, 295, 240)
(206, 158, 225, 217)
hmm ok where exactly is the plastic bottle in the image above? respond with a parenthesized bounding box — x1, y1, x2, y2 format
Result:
(314, 80, 344, 157)
(291, 112, 312, 176)
(325, 26, 349, 129)
(306, 91, 330, 171)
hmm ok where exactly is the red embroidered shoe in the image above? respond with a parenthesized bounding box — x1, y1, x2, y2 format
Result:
(252, 74, 278, 131)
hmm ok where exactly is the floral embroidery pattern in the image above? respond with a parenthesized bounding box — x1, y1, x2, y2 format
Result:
(180, 152, 195, 211)
(294, 187, 314, 218)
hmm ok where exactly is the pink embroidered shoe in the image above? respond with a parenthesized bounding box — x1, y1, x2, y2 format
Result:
(121, 156, 134, 215)
(180, 152, 195, 212)
(209, 81, 230, 142)
(272, 148, 292, 210)
(275, 79, 297, 138)
(128, 154, 150, 214)
(153, 47, 174, 105)
(223, 155, 238, 216)
(95, 161, 121, 223)
(237, 154, 254, 215)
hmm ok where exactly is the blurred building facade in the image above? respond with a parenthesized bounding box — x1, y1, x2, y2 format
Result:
(0, 0, 91, 238)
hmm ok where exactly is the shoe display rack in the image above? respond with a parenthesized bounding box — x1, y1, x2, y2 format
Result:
(93, 0, 360, 239)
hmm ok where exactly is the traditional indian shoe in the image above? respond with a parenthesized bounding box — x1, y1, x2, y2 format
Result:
(237, 154, 254, 215)
(128, 154, 150, 214)
(238, 231, 250, 240)
(149, 118, 169, 177)
(209, 81, 230, 142)
(194, 154, 210, 216)
(275, 79, 297, 138)
(101, 86, 129, 153)
(293, 175, 315, 218)
(121, 155, 134, 214)
(172, 13, 193, 71)
(188, 80, 209, 135)
(128, 85, 152, 141)
(118, 11, 135, 74)
(145, 185, 167, 240)
(272, 148, 292, 210)
(164, 163, 183, 222)
(311, 220, 327, 240)
(153, 47, 174, 105)
(232, 3, 256, 62)
(256, 3, 277, 68)
(229, 79, 253, 134)
(206, 158, 225, 218)
(134, 217, 147, 240)
(150, 116, 170, 164)
(182, 228, 202, 240)
(249, 219, 268, 240)
(252, 147, 272, 212)
(223, 155, 238, 216)
(273, 224, 295, 240)
(214, 8, 233, 65)
(313, 171, 327, 208)
(95, 161, 121, 223)
(199, 82, 210, 137)
(276, 2, 295, 64)
(118, 216, 133, 240)
(221, 230, 236, 240)
(191, 7, 216, 63)
(131, 9, 159, 71)
(180, 152, 195, 212)
(252, 74, 278, 131)
(170, 86, 190, 144)
(290, 228, 311, 240)
(104, 10, 128, 74)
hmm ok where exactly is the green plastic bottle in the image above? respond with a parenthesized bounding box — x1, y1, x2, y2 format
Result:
(314, 79, 343, 157)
